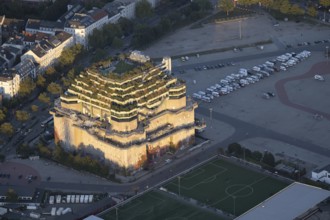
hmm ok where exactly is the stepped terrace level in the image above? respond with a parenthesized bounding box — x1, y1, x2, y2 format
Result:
(52, 60, 198, 169)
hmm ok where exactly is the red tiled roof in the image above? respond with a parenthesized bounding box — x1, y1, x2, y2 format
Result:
(90, 9, 108, 21)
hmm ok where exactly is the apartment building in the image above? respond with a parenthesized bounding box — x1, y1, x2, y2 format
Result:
(21, 31, 73, 72)
(64, 9, 108, 48)
(25, 19, 64, 35)
(0, 58, 36, 99)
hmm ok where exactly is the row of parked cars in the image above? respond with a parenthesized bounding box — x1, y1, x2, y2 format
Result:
(194, 62, 235, 71)
(192, 50, 311, 103)
(297, 39, 330, 47)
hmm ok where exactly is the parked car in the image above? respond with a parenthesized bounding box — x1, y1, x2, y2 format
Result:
(314, 75, 325, 81)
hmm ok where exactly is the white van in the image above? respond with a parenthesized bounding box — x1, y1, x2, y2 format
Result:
(265, 61, 274, 67)
(225, 76, 234, 82)
(252, 66, 261, 71)
(239, 68, 248, 74)
(220, 88, 228, 95)
(212, 91, 220, 97)
(314, 75, 325, 81)
(246, 77, 255, 84)
(280, 66, 287, 71)
(206, 88, 214, 93)
(226, 86, 233, 92)
(193, 93, 202, 99)
(265, 67, 274, 73)
(240, 79, 248, 86)
(210, 86, 217, 90)
(251, 75, 259, 82)
(202, 96, 211, 102)
(220, 79, 229, 85)
(260, 71, 270, 77)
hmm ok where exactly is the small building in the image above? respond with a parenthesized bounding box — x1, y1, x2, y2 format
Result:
(236, 182, 330, 220)
(83, 215, 104, 220)
(0, 186, 36, 205)
(129, 50, 150, 63)
(311, 164, 330, 184)
(0, 207, 7, 216)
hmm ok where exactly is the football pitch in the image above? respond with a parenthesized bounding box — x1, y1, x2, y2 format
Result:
(102, 190, 222, 220)
(165, 158, 289, 216)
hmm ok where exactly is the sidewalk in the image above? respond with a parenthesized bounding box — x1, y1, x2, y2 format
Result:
(239, 137, 330, 175)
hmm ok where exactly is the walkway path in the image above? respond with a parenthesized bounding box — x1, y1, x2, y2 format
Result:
(0, 161, 40, 186)
(275, 61, 330, 120)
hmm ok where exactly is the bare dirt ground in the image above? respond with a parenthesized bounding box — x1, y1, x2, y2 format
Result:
(144, 13, 330, 58)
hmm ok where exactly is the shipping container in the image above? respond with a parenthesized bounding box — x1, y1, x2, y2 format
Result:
(51, 207, 56, 216)
(62, 207, 72, 215)
(56, 207, 64, 216)
(49, 196, 54, 204)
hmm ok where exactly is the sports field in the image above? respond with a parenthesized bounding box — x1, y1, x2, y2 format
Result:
(102, 191, 222, 220)
(165, 158, 289, 216)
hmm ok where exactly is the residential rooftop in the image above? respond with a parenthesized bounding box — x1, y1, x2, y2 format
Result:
(30, 31, 72, 58)
(26, 19, 64, 31)
(57, 3, 84, 23)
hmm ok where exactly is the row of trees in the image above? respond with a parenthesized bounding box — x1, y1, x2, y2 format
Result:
(226, 142, 276, 167)
(218, 0, 330, 17)
(0, 0, 70, 21)
(88, 0, 213, 50)
(131, 0, 212, 48)
(225, 143, 310, 181)
(88, 0, 155, 50)
(0, 110, 32, 137)
(88, 22, 124, 50)
(17, 142, 111, 179)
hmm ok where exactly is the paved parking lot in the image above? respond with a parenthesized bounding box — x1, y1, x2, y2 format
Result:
(0, 161, 40, 186)
(143, 12, 330, 170)
(178, 50, 330, 169)
(5, 158, 111, 185)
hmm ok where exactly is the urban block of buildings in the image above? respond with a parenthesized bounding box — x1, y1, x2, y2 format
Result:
(51, 55, 197, 169)
(0, 0, 160, 100)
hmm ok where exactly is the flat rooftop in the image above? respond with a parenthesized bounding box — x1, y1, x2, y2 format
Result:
(236, 182, 330, 220)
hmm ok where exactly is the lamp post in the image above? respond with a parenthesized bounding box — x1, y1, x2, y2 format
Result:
(115, 207, 118, 220)
(209, 108, 213, 128)
(178, 176, 181, 196)
(326, 46, 329, 64)
(239, 20, 242, 40)
(232, 196, 236, 216)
